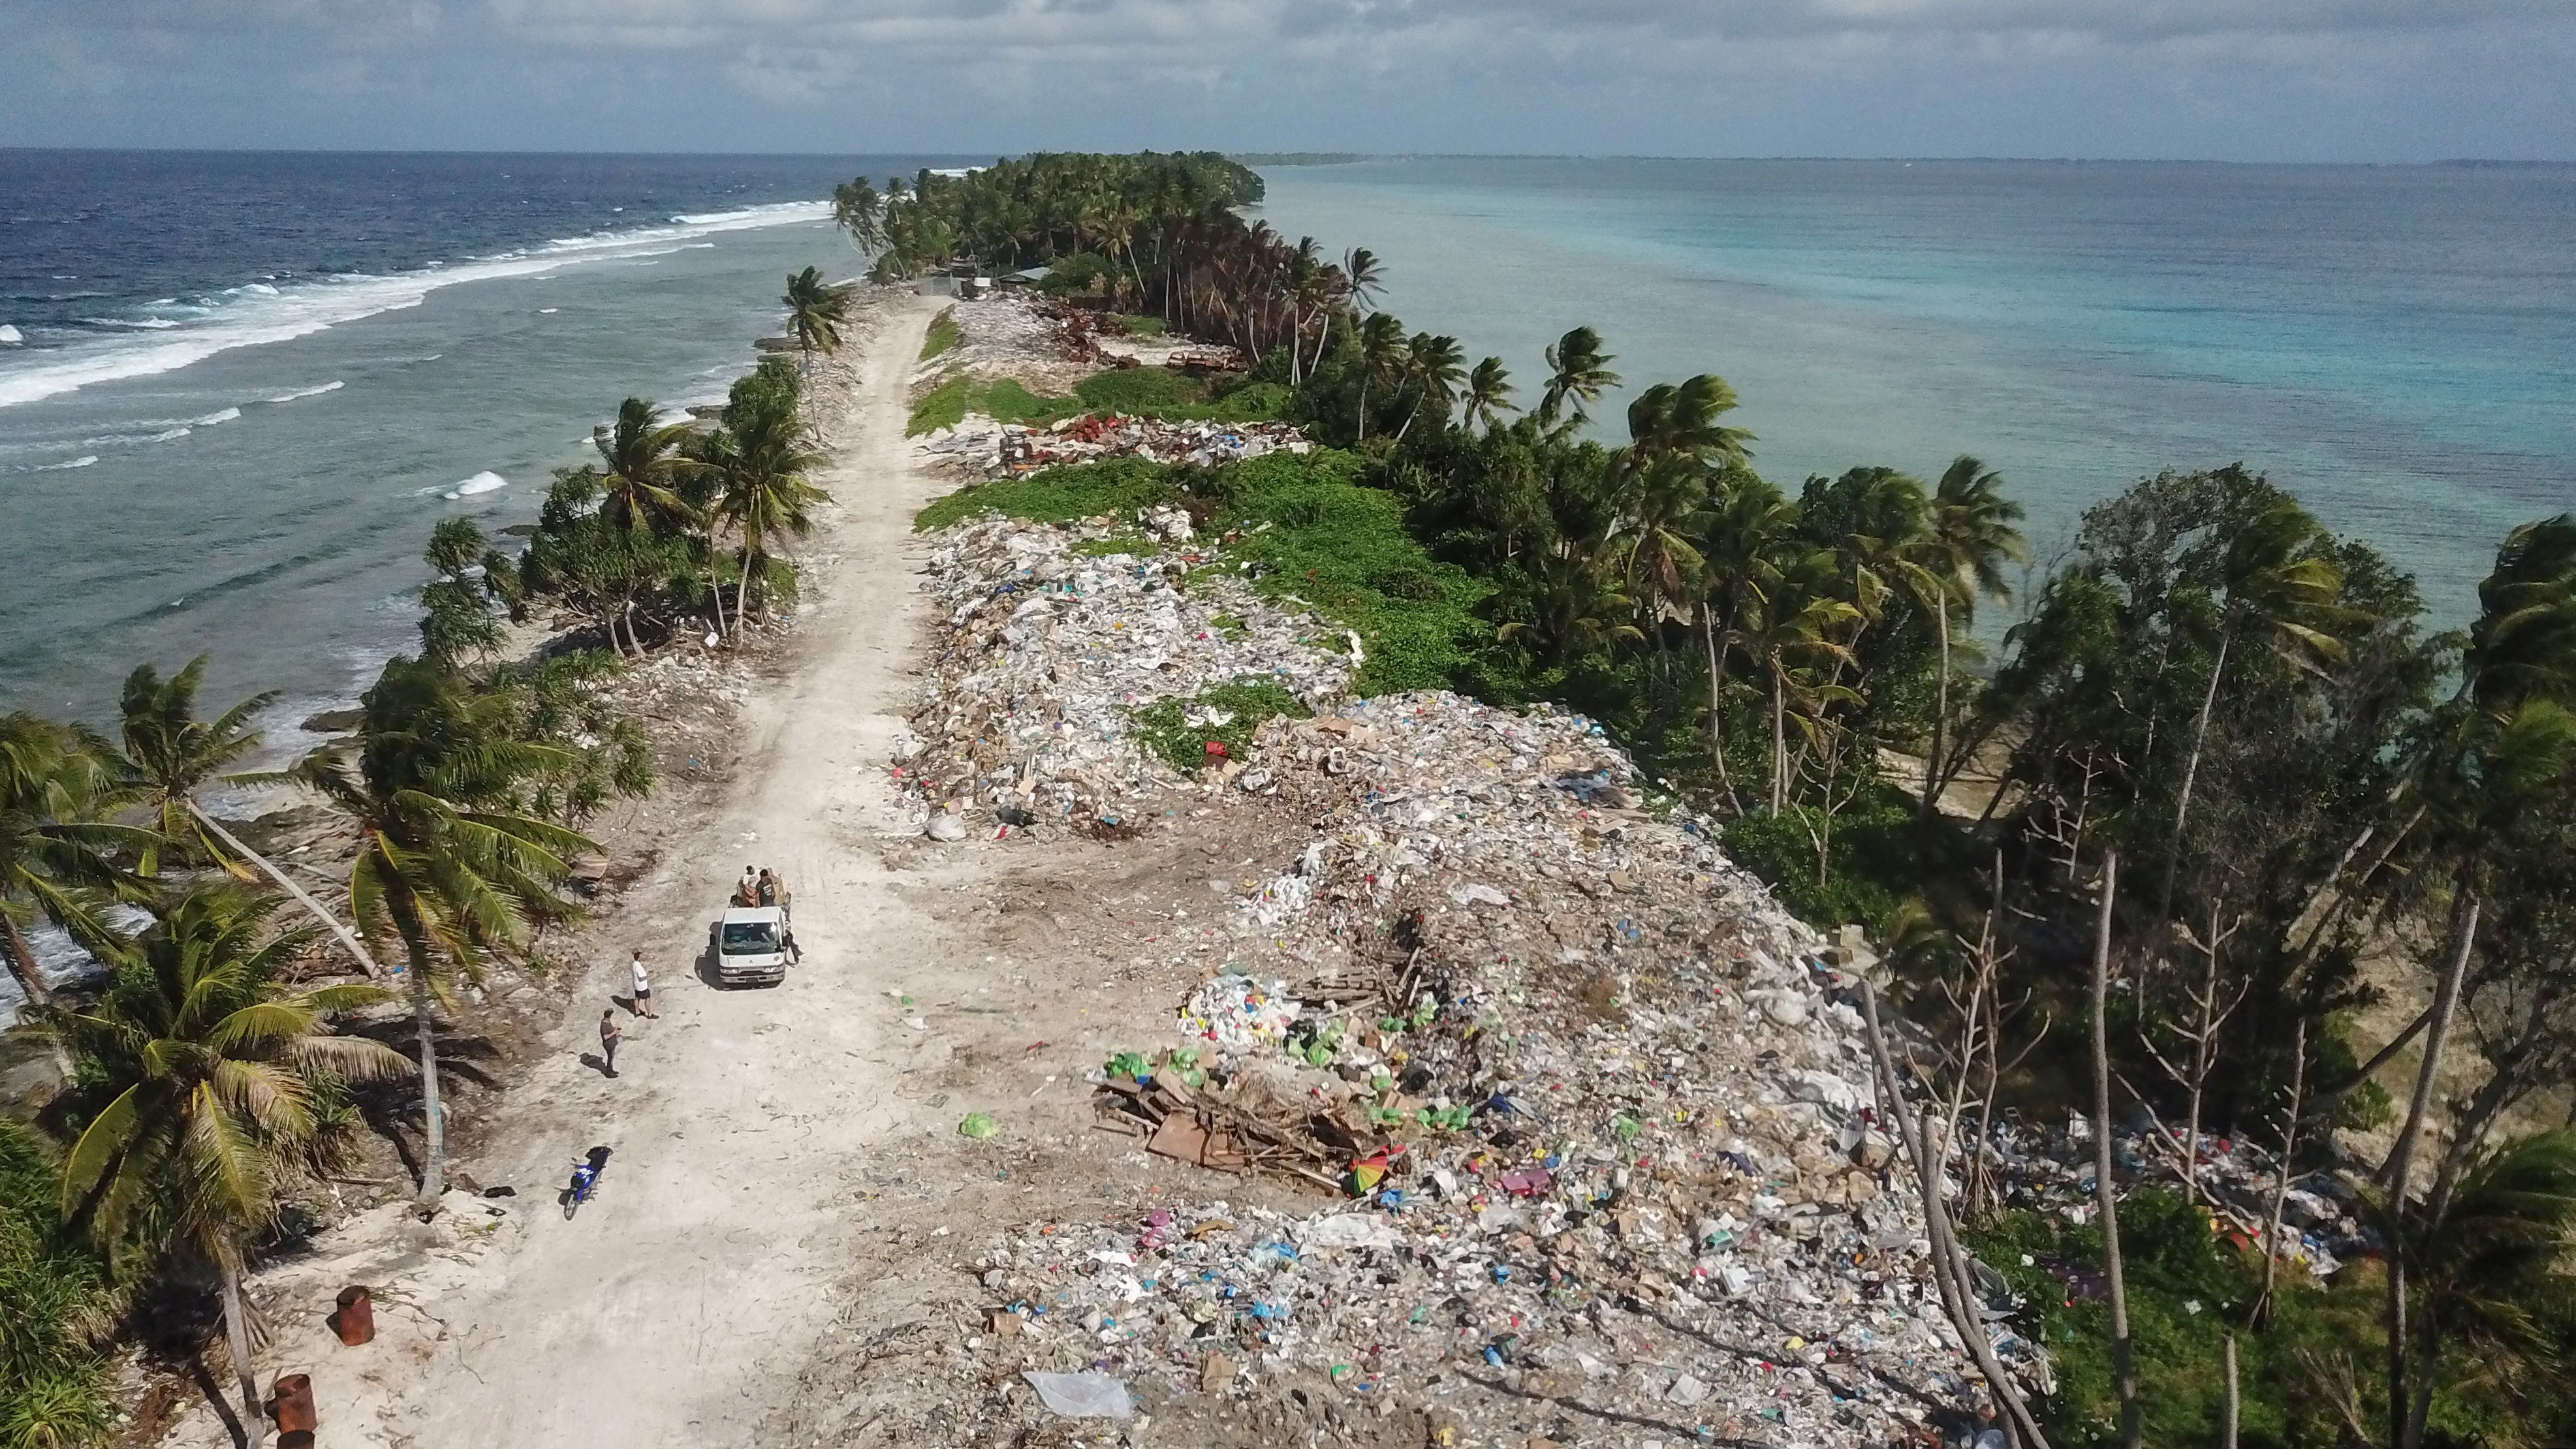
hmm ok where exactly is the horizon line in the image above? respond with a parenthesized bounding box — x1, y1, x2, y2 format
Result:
(3, 146, 2571, 168)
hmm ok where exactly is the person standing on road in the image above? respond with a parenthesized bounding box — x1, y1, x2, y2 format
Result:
(629, 949, 657, 1018)
(599, 1010, 621, 1076)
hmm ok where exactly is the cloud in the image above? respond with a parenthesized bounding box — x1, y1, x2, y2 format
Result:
(4, 0, 2572, 156)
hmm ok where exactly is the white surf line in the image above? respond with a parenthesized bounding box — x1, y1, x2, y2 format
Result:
(0, 201, 832, 412)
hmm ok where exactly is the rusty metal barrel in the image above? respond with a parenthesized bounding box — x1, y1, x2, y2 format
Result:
(278, 1434, 316, 1449)
(331, 1285, 375, 1346)
(270, 1373, 317, 1434)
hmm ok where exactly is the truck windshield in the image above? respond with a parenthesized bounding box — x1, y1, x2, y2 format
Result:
(721, 922, 780, 954)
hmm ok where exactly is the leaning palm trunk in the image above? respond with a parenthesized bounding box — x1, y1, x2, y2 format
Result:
(1701, 606, 1742, 815)
(1768, 659, 1789, 813)
(221, 1254, 267, 1446)
(1923, 595, 1953, 822)
(188, 802, 380, 979)
(2384, 889, 2478, 1449)
(2160, 624, 2234, 920)
(394, 913, 450, 1205)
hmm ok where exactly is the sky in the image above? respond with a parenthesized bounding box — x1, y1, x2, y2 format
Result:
(7, 0, 2573, 161)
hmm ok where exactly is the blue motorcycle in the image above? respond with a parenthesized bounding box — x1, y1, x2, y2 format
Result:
(564, 1147, 610, 1219)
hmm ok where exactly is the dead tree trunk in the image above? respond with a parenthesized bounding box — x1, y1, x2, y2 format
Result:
(2088, 850, 2142, 1449)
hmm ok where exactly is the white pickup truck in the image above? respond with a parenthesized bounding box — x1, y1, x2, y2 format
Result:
(710, 906, 791, 987)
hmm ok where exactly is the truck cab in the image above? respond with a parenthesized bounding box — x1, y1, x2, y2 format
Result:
(710, 906, 791, 987)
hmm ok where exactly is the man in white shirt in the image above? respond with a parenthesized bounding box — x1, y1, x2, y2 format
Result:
(629, 949, 657, 1018)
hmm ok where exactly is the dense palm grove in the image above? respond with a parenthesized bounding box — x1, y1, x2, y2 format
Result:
(834, 156, 2576, 1448)
(0, 285, 847, 1442)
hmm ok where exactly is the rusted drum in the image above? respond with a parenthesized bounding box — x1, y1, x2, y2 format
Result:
(332, 1284, 375, 1346)
(279, 1434, 316, 1449)
(271, 1373, 317, 1433)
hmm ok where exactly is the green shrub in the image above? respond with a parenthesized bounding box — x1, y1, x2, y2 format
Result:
(1033, 253, 1115, 295)
(1715, 793, 1913, 931)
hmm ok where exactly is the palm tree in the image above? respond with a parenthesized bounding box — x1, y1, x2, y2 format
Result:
(2381, 694, 2576, 1448)
(1340, 247, 1384, 312)
(781, 267, 854, 373)
(1538, 326, 1620, 428)
(705, 378, 831, 638)
(1462, 357, 1513, 430)
(832, 178, 885, 253)
(1496, 552, 1643, 664)
(55, 885, 407, 1443)
(2158, 495, 2349, 920)
(1609, 450, 1712, 633)
(1621, 374, 1750, 469)
(2460, 512, 2576, 712)
(1737, 552, 1862, 812)
(2387, 1129, 2576, 1449)
(285, 659, 595, 1204)
(1695, 474, 1794, 811)
(1394, 333, 1467, 441)
(591, 399, 706, 538)
(1, 715, 148, 1008)
(1910, 456, 2028, 820)
(1352, 313, 1407, 443)
(114, 658, 381, 979)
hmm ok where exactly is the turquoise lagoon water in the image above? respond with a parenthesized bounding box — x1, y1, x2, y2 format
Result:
(1252, 158, 2576, 623)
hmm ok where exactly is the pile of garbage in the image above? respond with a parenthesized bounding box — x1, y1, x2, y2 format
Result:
(917, 413, 1312, 481)
(880, 510, 2019, 1444)
(1968, 1113, 2366, 1281)
(933, 294, 1095, 377)
(896, 512, 1351, 840)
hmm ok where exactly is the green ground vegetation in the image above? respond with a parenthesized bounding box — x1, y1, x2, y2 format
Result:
(920, 305, 960, 360)
(916, 450, 1487, 697)
(0, 1117, 116, 1448)
(907, 367, 1289, 437)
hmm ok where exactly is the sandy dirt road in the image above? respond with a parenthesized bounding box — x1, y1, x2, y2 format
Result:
(146, 294, 970, 1449)
(392, 295, 957, 1446)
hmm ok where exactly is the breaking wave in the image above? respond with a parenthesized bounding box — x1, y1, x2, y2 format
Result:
(0, 200, 829, 411)
(433, 471, 509, 499)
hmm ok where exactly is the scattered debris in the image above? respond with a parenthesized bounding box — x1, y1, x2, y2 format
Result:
(893, 515, 1352, 840)
(845, 507, 2034, 1445)
(918, 413, 1311, 480)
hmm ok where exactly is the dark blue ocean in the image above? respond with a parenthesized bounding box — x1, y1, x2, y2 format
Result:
(6, 153, 2575, 726)
(0, 150, 967, 725)
(1254, 158, 2576, 629)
